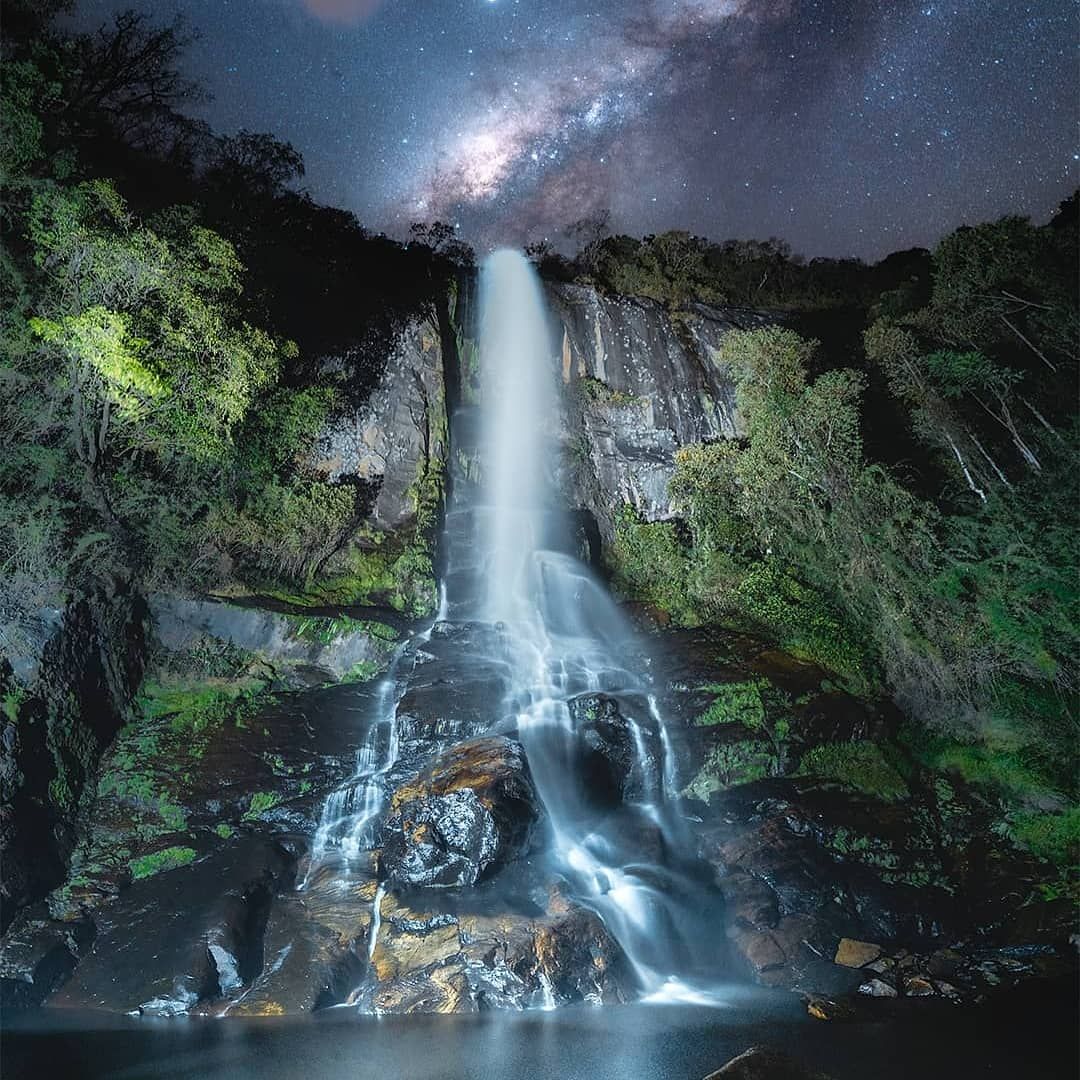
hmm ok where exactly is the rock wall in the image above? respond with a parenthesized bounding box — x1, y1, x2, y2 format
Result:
(311, 315, 448, 536)
(149, 596, 398, 687)
(0, 591, 147, 933)
(546, 284, 770, 546)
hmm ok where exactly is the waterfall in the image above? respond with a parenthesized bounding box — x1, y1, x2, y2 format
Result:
(303, 249, 724, 1009)
(471, 250, 724, 1004)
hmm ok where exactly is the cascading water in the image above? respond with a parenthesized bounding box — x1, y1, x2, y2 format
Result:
(472, 250, 724, 1003)
(303, 248, 724, 1008)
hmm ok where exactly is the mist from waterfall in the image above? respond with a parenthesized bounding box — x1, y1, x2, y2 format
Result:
(475, 249, 724, 1004)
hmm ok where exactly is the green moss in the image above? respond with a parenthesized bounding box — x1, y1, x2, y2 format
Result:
(577, 376, 646, 408)
(243, 791, 279, 820)
(343, 660, 381, 683)
(916, 733, 1058, 804)
(2, 688, 27, 724)
(608, 505, 698, 625)
(157, 796, 188, 832)
(129, 845, 197, 880)
(288, 612, 397, 645)
(48, 774, 74, 812)
(138, 680, 270, 738)
(695, 680, 767, 728)
(797, 741, 909, 801)
(214, 823, 234, 839)
(1005, 808, 1080, 868)
(681, 740, 773, 801)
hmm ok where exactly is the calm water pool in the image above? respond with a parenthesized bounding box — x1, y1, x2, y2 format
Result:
(3, 982, 1076, 1080)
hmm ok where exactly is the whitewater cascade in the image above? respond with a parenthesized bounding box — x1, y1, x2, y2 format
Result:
(471, 250, 722, 1001)
(304, 248, 723, 1005)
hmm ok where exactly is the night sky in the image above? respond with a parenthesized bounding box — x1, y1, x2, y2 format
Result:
(74, 0, 1078, 258)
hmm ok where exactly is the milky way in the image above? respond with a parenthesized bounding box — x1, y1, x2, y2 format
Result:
(74, 0, 1077, 257)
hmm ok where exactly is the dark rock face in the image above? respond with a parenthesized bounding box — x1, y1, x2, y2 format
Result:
(379, 736, 541, 889)
(48, 837, 291, 1015)
(392, 622, 510, 749)
(545, 284, 770, 544)
(704, 1047, 834, 1080)
(0, 591, 147, 933)
(568, 692, 641, 806)
(309, 315, 447, 534)
(0, 906, 93, 1009)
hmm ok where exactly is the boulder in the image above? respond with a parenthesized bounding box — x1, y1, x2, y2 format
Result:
(568, 693, 640, 805)
(378, 736, 541, 889)
(362, 888, 630, 1013)
(0, 906, 92, 1009)
(703, 1046, 834, 1080)
(834, 938, 882, 968)
(48, 837, 291, 1014)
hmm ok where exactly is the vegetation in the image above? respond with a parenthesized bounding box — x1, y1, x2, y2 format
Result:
(535, 218, 931, 314)
(129, 845, 197, 880)
(600, 198, 1077, 850)
(0, 4, 462, 632)
(797, 741, 909, 802)
(243, 791, 280, 820)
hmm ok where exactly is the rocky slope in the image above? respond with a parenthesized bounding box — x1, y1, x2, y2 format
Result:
(1, 278, 1073, 1019)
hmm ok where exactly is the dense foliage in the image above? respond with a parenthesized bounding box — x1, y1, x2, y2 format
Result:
(0, 4, 462, 629)
(606, 204, 1078, 832)
(533, 217, 931, 314)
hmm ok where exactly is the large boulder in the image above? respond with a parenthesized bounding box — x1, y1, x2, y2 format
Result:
(362, 886, 630, 1013)
(48, 837, 292, 1015)
(378, 736, 541, 889)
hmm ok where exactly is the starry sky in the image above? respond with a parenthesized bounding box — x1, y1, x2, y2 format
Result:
(74, 0, 1078, 258)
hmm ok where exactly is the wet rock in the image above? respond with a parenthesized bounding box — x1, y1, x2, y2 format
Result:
(364, 890, 630, 1013)
(805, 995, 862, 1022)
(719, 870, 779, 930)
(703, 1046, 834, 1080)
(568, 693, 640, 805)
(834, 938, 882, 968)
(858, 977, 898, 998)
(49, 837, 291, 1013)
(903, 974, 936, 996)
(221, 901, 366, 1016)
(0, 906, 92, 1009)
(379, 737, 541, 889)
(53, 679, 387, 917)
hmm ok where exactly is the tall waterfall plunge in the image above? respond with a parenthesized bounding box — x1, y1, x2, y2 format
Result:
(304, 249, 725, 1008)
(473, 250, 724, 1003)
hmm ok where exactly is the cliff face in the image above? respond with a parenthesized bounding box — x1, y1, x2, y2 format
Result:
(312, 315, 448, 537)
(544, 284, 770, 545)
(0, 591, 147, 934)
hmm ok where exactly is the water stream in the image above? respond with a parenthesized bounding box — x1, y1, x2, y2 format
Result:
(303, 249, 723, 1006)
(473, 249, 722, 1002)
